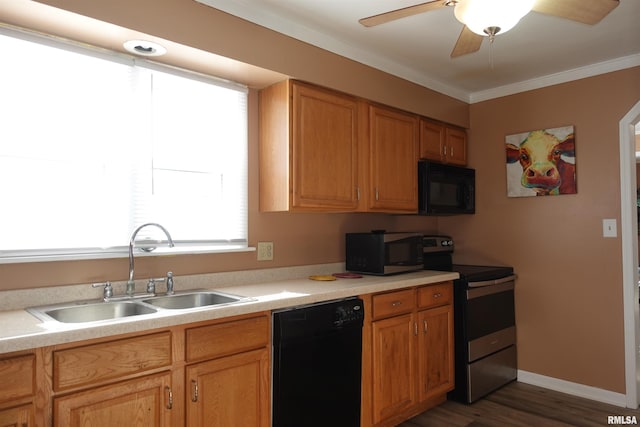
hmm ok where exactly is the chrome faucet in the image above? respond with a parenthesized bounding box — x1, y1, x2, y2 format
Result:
(127, 223, 175, 296)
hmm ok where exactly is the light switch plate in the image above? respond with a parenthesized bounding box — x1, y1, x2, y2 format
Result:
(603, 219, 617, 238)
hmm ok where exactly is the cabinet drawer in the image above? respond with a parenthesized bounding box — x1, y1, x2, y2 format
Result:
(418, 282, 452, 309)
(186, 315, 269, 363)
(53, 332, 172, 391)
(0, 354, 34, 403)
(372, 289, 415, 319)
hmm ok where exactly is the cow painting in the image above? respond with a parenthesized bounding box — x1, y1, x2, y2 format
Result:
(505, 126, 576, 197)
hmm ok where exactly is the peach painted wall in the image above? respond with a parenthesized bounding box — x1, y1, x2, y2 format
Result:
(439, 67, 640, 394)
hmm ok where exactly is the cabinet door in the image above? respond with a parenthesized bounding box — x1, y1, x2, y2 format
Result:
(186, 348, 270, 427)
(54, 372, 173, 427)
(419, 119, 445, 162)
(371, 313, 416, 424)
(292, 82, 359, 210)
(0, 404, 34, 427)
(417, 305, 454, 402)
(445, 127, 467, 165)
(368, 105, 418, 212)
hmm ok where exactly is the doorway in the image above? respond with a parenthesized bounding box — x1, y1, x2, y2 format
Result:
(619, 100, 640, 409)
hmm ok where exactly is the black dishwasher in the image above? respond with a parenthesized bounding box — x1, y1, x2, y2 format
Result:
(272, 297, 364, 427)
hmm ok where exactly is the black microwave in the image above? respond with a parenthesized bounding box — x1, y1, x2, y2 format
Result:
(345, 231, 423, 276)
(418, 161, 475, 215)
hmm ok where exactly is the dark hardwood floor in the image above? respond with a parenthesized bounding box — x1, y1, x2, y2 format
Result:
(399, 382, 639, 427)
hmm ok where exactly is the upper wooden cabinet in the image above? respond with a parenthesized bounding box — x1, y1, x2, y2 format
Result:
(367, 105, 419, 213)
(259, 80, 420, 213)
(259, 80, 359, 212)
(419, 119, 467, 166)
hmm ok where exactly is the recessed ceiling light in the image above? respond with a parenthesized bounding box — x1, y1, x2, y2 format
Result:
(123, 40, 167, 57)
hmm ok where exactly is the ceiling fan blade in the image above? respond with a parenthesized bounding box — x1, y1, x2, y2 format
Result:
(359, 1, 448, 27)
(532, 0, 619, 25)
(450, 26, 484, 58)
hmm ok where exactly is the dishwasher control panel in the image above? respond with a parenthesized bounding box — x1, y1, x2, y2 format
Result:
(333, 299, 364, 326)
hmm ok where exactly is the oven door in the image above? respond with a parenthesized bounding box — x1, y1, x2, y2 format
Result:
(466, 277, 516, 345)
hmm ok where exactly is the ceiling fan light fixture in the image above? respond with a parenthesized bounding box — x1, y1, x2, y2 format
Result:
(454, 0, 534, 37)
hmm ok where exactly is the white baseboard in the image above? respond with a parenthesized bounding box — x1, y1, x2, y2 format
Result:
(517, 370, 628, 408)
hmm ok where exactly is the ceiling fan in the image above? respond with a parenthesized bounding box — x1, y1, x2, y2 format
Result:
(359, 0, 619, 58)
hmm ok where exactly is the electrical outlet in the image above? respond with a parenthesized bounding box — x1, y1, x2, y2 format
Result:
(257, 241, 274, 261)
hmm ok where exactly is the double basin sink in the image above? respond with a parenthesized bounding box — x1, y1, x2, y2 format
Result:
(28, 290, 253, 325)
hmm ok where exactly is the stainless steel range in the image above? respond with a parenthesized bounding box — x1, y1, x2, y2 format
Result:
(422, 235, 517, 403)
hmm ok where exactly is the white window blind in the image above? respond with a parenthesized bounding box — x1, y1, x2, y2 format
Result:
(0, 30, 248, 260)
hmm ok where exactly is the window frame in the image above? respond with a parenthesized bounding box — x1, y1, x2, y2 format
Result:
(0, 26, 253, 264)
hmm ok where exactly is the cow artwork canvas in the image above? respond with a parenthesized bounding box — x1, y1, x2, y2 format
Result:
(505, 125, 576, 197)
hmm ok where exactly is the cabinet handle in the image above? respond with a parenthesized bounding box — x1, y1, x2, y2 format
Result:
(450, 146, 454, 157)
(443, 146, 447, 156)
(375, 188, 379, 201)
(191, 380, 199, 402)
(165, 385, 173, 409)
(414, 322, 418, 336)
(433, 292, 442, 298)
(423, 320, 428, 334)
(391, 300, 402, 307)
(356, 187, 361, 201)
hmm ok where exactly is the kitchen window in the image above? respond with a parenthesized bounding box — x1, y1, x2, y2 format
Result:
(0, 29, 248, 262)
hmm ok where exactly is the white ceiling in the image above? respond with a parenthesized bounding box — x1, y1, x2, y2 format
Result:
(196, 0, 640, 102)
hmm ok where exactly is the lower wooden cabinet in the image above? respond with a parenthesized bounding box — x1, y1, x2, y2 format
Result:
(0, 353, 35, 427)
(53, 372, 172, 427)
(371, 313, 416, 424)
(363, 281, 454, 427)
(8, 311, 273, 427)
(186, 348, 270, 427)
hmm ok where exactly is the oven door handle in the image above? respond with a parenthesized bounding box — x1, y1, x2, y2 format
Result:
(467, 274, 517, 288)
(467, 275, 516, 299)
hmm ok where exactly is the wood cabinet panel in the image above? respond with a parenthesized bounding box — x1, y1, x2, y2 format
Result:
(418, 305, 454, 401)
(186, 348, 270, 427)
(186, 314, 269, 363)
(445, 127, 467, 165)
(0, 355, 34, 404)
(259, 80, 360, 211)
(371, 313, 416, 424)
(0, 404, 34, 427)
(419, 120, 445, 161)
(291, 82, 359, 210)
(372, 289, 415, 319)
(417, 281, 453, 309)
(53, 372, 172, 427)
(53, 332, 171, 391)
(368, 105, 419, 212)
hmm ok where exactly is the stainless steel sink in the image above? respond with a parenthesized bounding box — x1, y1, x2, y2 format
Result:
(142, 291, 250, 310)
(27, 290, 253, 325)
(28, 301, 157, 324)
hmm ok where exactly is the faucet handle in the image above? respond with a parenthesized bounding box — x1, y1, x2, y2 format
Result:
(146, 277, 165, 295)
(92, 282, 113, 301)
(166, 272, 174, 295)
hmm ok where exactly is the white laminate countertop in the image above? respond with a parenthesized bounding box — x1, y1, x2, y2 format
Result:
(0, 265, 458, 354)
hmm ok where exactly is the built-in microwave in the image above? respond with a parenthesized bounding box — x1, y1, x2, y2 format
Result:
(418, 161, 475, 215)
(345, 231, 423, 276)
